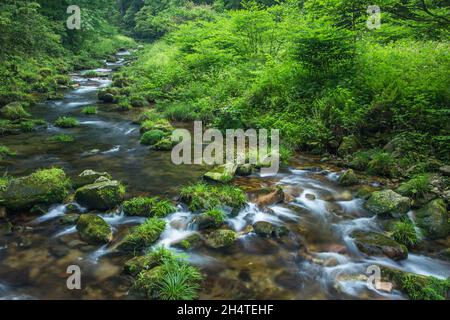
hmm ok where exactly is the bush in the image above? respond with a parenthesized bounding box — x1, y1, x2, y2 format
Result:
(54, 116, 78, 128)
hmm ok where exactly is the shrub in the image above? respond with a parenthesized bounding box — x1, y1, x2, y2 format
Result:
(54, 116, 78, 128)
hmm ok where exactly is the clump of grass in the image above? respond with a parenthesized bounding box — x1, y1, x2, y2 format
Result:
(180, 183, 246, 212)
(54, 116, 78, 128)
(140, 129, 167, 146)
(123, 197, 176, 217)
(391, 219, 419, 248)
(118, 217, 166, 253)
(81, 106, 98, 115)
(396, 174, 432, 199)
(204, 208, 226, 225)
(140, 118, 173, 133)
(48, 134, 75, 143)
(133, 247, 203, 300)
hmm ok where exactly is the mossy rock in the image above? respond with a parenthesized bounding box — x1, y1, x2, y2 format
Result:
(338, 169, 359, 186)
(59, 213, 80, 225)
(132, 266, 164, 298)
(0, 168, 71, 211)
(172, 233, 203, 250)
(149, 137, 175, 151)
(0, 102, 31, 120)
(76, 214, 112, 244)
(140, 129, 167, 146)
(74, 170, 112, 188)
(204, 163, 237, 183)
(236, 164, 254, 176)
(253, 221, 289, 238)
(381, 266, 450, 300)
(204, 229, 237, 249)
(351, 230, 408, 260)
(74, 180, 125, 211)
(193, 209, 225, 230)
(124, 254, 165, 276)
(140, 118, 174, 134)
(98, 88, 120, 103)
(364, 190, 411, 216)
(117, 218, 166, 253)
(338, 135, 360, 157)
(356, 185, 377, 200)
(415, 199, 449, 239)
(180, 183, 246, 213)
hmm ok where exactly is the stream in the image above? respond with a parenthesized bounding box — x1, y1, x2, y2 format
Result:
(1, 51, 449, 300)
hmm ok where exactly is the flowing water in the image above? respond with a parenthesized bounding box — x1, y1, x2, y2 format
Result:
(1, 52, 449, 300)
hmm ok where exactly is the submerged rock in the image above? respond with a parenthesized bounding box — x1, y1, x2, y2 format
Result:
(172, 233, 203, 250)
(338, 169, 359, 186)
(204, 163, 237, 183)
(415, 199, 449, 239)
(74, 180, 125, 211)
(76, 214, 112, 244)
(204, 229, 237, 249)
(255, 187, 285, 207)
(74, 170, 112, 188)
(1, 168, 71, 211)
(253, 221, 289, 238)
(351, 230, 408, 261)
(364, 190, 411, 216)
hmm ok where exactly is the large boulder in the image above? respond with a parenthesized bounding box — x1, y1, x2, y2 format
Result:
(73, 170, 112, 188)
(0, 168, 71, 211)
(253, 221, 289, 238)
(204, 229, 237, 249)
(76, 214, 112, 244)
(351, 230, 408, 261)
(364, 190, 411, 216)
(415, 199, 449, 239)
(74, 180, 125, 211)
(338, 169, 359, 186)
(204, 163, 237, 183)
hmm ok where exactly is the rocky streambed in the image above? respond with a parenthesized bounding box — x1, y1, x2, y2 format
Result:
(0, 51, 449, 300)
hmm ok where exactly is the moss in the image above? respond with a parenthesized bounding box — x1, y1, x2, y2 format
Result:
(54, 116, 78, 128)
(1, 168, 71, 210)
(338, 169, 359, 186)
(76, 214, 112, 244)
(364, 189, 411, 216)
(81, 106, 98, 115)
(118, 218, 166, 253)
(180, 183, 246, 212)
(98, 87, 120, 103)
(415, 199, 449, 239)
(0, 102, 31, 120)
(367, 152, 396, 177)
(123, 197, 176, 217)
(351, 230, 408, 260)
(391, 219, 419, 248)
(140, 118, 174, 133)
(124, 247, 174, 276)
(140, 129, 167, 146)
(205, 208, 226, 225)
(117, 98, 132, 111)
(348, 150, 377, 171)
(338, 135, 360, 157)
(396, 174, 432, 199)
(19, 119, 46, 132)
(74, 170, 111, 188)
(173, 233, 203, 250)
(74, 180, 125, 211)
(382, 267, 450, 300)
(134, 110, 162, 125)
(204, 229, 237, 249)
(48, 134, 75, 143)
(203, 164, 237, 183)
(130, 95, 147, 108)
(150, 137, 175, 151)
